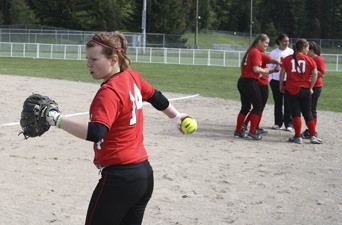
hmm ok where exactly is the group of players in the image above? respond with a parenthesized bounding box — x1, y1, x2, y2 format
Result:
(234, 33, 325, 144)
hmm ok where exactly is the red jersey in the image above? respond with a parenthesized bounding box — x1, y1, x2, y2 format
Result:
(258, 54, 271, 86)
(312, 56, 325, 87)
(282, 54, 317, 95)
(241, 47, 263, 80)
(89, 69, 155, 167)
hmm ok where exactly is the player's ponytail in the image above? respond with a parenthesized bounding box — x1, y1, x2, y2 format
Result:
(309, 41, 321, 56)
(293, 39, 308, 76)
(112, 31, 131, 71)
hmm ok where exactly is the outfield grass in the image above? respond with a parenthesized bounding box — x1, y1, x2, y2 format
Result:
(0, 57, 341, 112)
(183, 32, 342, 54)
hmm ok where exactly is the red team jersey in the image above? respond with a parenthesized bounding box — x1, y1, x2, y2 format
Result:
(89, 69, 155, 167)
(282, 54, 317, 95)
(241, 47, 264, 80)
(258, 53, 271, 85)
(312, 56, 325, 88)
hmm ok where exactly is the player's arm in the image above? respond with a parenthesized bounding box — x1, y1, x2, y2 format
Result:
(49, 115, 88, 140)
(317, 71, 325, 77)
(147, 90, 170, 111)
(47, 112, 108, 142)
(248, 51, 270, 75)
(310, 68, 318, 94)
(316, 59, 326, 78)
(279, 67, 286, 93)
(253, 66, 269, 75)
(147, 89, 181, 118)
(147, 89, 190, 131)
(262, 54, 280, 75)
(268, 57, 281, 65)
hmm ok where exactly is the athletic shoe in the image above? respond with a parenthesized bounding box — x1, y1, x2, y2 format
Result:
(271, 124, 280, 130)
(301, 129, 311, 139)
(234, 131, 247, 138)
(242, 123, 248, 132)
(288, 135, 303, 144)
(248, 132, 262, 140)
(310, 135, 323, 144)
(256, 127, 268, 135)
(285, 126, 293, 132)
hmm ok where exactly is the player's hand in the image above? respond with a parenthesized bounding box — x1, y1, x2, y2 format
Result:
(173, 113, 191, 133)
(309, 88, 314, 95)
(46, 110, 61, 126)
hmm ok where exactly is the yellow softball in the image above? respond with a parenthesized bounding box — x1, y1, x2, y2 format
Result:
(181, 117, 198, 134)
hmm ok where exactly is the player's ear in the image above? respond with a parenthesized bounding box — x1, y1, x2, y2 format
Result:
(110, 55, 119, 65)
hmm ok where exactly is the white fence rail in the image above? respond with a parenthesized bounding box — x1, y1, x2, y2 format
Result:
(0, 42, 341, 71)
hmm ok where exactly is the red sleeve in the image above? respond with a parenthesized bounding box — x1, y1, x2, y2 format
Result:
(138, 73, 155, 101)
(262, 54, 271, 65)
(315, 56, 326, 74)
(250, 48, 262, 67)
(90, 87, 120, 129)
(241, 48, 262, 79)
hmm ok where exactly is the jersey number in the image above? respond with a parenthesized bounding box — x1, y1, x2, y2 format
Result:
(290, 59, 306, 73)
(129, 84, 143, 125)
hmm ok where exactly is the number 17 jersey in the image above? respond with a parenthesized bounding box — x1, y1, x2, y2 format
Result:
(89, 69, 155, 167)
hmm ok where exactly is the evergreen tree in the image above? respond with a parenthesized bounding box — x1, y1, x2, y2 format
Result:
(91, 0, 136, 31)
(147, 0, 187, 34)
(321, 0, 342, 39)
(10, 0, 37, 24)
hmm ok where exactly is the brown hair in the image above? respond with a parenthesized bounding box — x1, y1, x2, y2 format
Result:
(309, 41, 321, 56)
(275, 33, 289, 45)
(87, 31, 131, 71)
(292, 38, 309, 76)
(240, 34, 269, 68)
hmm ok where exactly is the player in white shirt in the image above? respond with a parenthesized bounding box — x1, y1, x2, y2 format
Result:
(268, 34, 294, 131)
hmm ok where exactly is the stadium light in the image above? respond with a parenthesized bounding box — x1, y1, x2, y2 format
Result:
(249, 0, 253, 44)
(142, 0, 147, 49)
(194, 0, 199, 49)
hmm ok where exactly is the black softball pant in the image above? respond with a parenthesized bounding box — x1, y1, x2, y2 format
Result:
(237, 77, 263, 115)
(259, 84, 269, 110)
(311, 86, 322, 119)
(269, 79, 292, 127)
(285, 88, 313, 122)
(85, 160, 154, 225)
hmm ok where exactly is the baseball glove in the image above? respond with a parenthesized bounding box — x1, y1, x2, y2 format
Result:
(19, 93, 59, 139)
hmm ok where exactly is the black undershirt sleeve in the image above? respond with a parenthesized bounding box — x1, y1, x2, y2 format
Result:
(147, 90, 170, 111)
(86, 122, 108, 142)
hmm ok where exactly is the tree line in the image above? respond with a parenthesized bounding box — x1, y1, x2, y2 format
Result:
(0, 0, 341, 39)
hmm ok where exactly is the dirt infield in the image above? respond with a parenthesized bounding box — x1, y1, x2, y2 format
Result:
(0, 74, 341, 225)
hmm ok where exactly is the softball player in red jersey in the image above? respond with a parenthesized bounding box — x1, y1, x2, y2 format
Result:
(302, 41, 326, 138)
(243, 53, 279, 134)
(45, 31, 190, 225)
(279, 39, 323, 144)
(234, 34, 280, 140)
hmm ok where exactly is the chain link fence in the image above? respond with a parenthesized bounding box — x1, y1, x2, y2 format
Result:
(0, 28, 187, 48)
(1, 27, 342, 51)
(0, 27, 341, 71)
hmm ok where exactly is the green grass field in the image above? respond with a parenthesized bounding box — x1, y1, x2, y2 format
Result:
(0, 57, 341, 112)
(183, 32, 342, 54)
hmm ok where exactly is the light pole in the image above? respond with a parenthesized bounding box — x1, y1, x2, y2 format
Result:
(249, 0, 253, 45)
(194, 0, 199, 49)
(142, 0, 147, 49)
